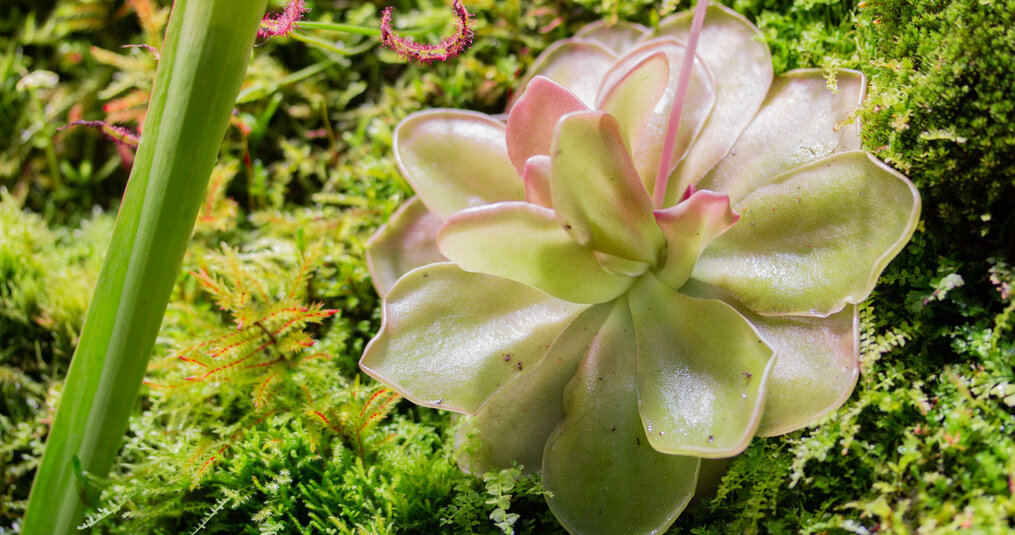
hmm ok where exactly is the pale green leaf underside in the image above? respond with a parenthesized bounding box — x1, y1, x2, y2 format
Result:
(438, 202, 635, 304)
(543, 298, 699, 535)
(395, 110, 524, 219)
(360, 263, 587, 414)
(365, 197, 445, 297)
(628, 275, 775, 457)
(457, 304, 613, 475)
(694, 151, 921, 317)
(551, 111, 663, 263)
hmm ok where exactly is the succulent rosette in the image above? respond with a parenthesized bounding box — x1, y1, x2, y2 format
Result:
(360, 3, 920, 534)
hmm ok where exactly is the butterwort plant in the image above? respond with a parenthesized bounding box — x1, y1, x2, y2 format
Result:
(360, 2, 920, 533)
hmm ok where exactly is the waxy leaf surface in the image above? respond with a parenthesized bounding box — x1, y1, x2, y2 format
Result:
(366, 196, 445, 297)
(574, 20, 649, 53)
(629, 275, 774, 456)
(551, 111, 663, 263)
(652, 4, 774, 200)
(360, 263, 586, 414)
(439, 202, 635, 304)
(458, 304, 613, 474)
(507, 76, 589, 174)
(694, 151, 921, 316)
(543, 298, 699, 535)
(653, 189, 739, 290)
(699, 69, 865, 204)
(395, 110, 523, 218)
(598, 39, 715, 193)
(509, 39, 617, 110)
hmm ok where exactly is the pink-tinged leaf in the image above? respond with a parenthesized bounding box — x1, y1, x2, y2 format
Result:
(507, 39, 617, 111)
(651, 4, 774, 203)
(506, 76, 589, 174)
(456, 304, 613, 475)
(679, 279, 860, 437)
(629, 274, 775, 457)
(598, 39, 716, 194)
(395, 110, 523, 219)
(551, 111, 664, 263)
(523, 155, 553, 208)
(365, 197, 446, 297)
(598, 51, 670, 156)
(574, 20, 649, 53)
(360, 263, 587, 415)
(652, 189, 739, 291)
(438, 202, 635, 304)
(694, 151, 921, 317)
(698, 69, 867, 204)
(543, 297, 700, 535)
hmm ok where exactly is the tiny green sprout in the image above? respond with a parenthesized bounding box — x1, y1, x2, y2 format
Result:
(359, 1, 920, 534)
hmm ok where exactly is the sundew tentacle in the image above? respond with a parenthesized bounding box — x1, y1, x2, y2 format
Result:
(380, 0, 475, 65)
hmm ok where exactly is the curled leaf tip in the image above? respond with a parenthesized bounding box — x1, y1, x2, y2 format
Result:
(380, 0, 475, 65)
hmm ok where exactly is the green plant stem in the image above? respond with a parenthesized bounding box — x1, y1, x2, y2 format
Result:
(298, 20, 437, 37)
(21, 0, 268, 533)
(298, 20, 381, 35)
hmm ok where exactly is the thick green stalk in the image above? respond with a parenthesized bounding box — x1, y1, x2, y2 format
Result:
(23, 1, 267, 533)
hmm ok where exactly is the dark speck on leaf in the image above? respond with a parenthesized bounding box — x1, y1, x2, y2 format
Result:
(636, 437, 641, 446)
(516, 361, 523, 371)
(611, 425, 616, 432)
(503, 353, 511, 361)
(708, 435, 714, 443)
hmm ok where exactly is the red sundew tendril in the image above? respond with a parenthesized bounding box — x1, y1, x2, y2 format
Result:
(258, 0, 310, 39)
(380, 0, 475, 65)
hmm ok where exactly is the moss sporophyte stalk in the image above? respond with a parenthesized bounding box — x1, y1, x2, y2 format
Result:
(359, 1, 920, 534)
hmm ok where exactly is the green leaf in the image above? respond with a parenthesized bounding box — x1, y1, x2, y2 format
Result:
(395, 110, 524, 219)
(653, 3, 774, 199)
(680, 279, 860, 437)
(506, 76, 588, 174)
(438, 202, 634, 304)
(457, 304, 612, 475)
(598, 39, 715, 194)
(507, 39, 617, 110)
(694, 151, 921, 316)
(360, 263, 587, 414)
(550, 111, 664, 263)
(698, 69, 866, 205)
(598, 51, 670, 157)
(522, 155, 553, 208)
(628, 274, 775, 457)
(574, 20, 649, 53)
(23, 1, 268, 533)
(542, 297, 700, 535)
(652, 189, 739, 290)
(365, 197, 446, 297)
